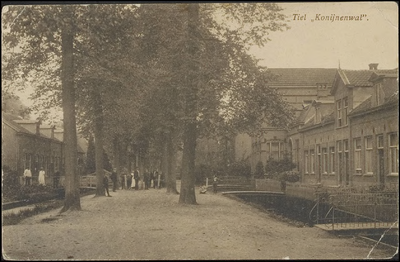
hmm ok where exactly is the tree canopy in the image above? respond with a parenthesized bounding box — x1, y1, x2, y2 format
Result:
(2, 3, 294, 206)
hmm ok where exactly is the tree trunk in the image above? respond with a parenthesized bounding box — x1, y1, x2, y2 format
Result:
(179, 3, 199, 204)
(60, 7, 81, 212)
(93, 87, 105, 196)
(164, 129, 178, 194)
(113, 137, 121, 188)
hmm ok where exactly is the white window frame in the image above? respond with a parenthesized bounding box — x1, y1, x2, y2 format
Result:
(329, 147, 335, 174)
(310, 149, 315, 174)
(354, 138, 362, 174)
(305, 150, 309, 174)
(337, 100, 342, 127)
(365, 136, 373, 174)
(389, 133, 399, 175)
(322, 148, 328, 174)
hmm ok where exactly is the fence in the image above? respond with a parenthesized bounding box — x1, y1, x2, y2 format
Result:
(314, 190, 399, 231)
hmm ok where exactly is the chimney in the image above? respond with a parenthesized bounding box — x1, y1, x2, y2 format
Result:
(369, 63, 379, 70)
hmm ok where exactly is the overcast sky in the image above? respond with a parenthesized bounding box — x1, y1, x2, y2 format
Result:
(249, 2, 398, 70)
(6, 2, 398, 121)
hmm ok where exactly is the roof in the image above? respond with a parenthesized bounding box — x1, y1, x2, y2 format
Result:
(350, 96, 372, 115)
(321, 111, 335, 124)
(266, 68, 337, 86)
(337, 69, 397, 87)
(14, 119, 38, 124)
(2, 113, 33, 134)
(2, 112, 23, 121)
(369, 70, 398, 82)
(294, 104, 312, 125)
(350, 91, 399, 116)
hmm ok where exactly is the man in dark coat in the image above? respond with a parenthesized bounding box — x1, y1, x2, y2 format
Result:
(143, 169, 150, 190)
(103, 174, 111, 197)
(134, 169, 139, 190)
(110, 168, 118, 192)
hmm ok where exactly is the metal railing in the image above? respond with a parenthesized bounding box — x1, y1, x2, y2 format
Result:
(314, 190, 399, 231)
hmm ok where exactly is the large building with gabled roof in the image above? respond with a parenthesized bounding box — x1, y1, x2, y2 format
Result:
(235, 67, 337, 170)
(235, 63, 398, 189)
(287, 64, 398, 188)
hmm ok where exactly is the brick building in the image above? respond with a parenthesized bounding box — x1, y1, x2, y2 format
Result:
(235, 68, 337, 171)
(288, 64, 398, 188)
(235, 64, 398, 189)
(2, 112, 86, 186)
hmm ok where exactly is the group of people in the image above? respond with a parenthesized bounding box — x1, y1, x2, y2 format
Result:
(104, 168, 165, 196)
(23, 167, 47, 186)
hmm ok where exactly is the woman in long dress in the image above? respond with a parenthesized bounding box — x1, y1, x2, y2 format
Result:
(38, 167, 46, 185)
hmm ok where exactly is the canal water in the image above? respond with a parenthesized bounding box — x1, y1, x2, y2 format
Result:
(231, 193, 398, 248)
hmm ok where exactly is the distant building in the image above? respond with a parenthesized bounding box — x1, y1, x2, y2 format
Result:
(2, 112, 87, 186)
(235, 68, 337, 171)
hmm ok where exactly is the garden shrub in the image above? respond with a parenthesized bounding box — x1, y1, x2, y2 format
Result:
(2, 165, 22, 200)
(254, 161, 264, 179)
(227, 159, 251, 179)
(265, 157, 296, 178)
(278, 171, 300, 183)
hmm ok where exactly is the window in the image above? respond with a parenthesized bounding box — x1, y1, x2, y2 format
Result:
(329, 147, 335, 173)
(265, 143, 271, 159)
(344, 140, 349, 152)
(337, 141, 342, 153)
(305, 151, 309, 174)
(336, 98, 348, 127)
(354, 138, 362, 173)
(389, 133, 399, 174)
(310, 149, 315, 174)
(343, 97, 348, 126)
(322, 148, 328, 173)
(377, 135, 384, 149)
(337, 100, 342, 127)
(365, 136, 373, 174)
(271, 142, 279, 160)
(24, 153, 32, 169)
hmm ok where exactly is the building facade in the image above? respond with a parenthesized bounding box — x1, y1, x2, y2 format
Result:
(235, 68, 337, 171)
(236, 64, 398, 189)
(2, 112, 86, 186)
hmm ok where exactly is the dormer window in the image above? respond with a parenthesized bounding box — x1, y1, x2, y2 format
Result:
(337, 100, 342, 127)
(336, 97, 348, 127)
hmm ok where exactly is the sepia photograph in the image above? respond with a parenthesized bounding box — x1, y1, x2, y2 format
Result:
(2, 2, 398, 260)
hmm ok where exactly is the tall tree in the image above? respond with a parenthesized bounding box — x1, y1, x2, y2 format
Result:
(60, 6, 80, 211)
(179, 4, 200, 204)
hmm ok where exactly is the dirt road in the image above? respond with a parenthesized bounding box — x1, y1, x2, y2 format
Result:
(2, 186, 396, 260)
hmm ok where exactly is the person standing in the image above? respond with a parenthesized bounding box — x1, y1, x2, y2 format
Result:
(53, 170, 60, 188)
(134, 169, 139, 190)
(23, 168, 32, 186)
(38, 167, 46, 185)
(153, 170, 159, 189)
(110, 168, 118, 192)
(213, 175, 218, 193)
(127, 172, 133, 189)
(120, 173, 126, 190)
(103, 174, 111, 197)
(144, 169, 150, 190)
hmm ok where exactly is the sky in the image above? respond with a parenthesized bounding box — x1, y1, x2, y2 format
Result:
(248, 2, 398, 70)
(4, 2, 398, 121)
